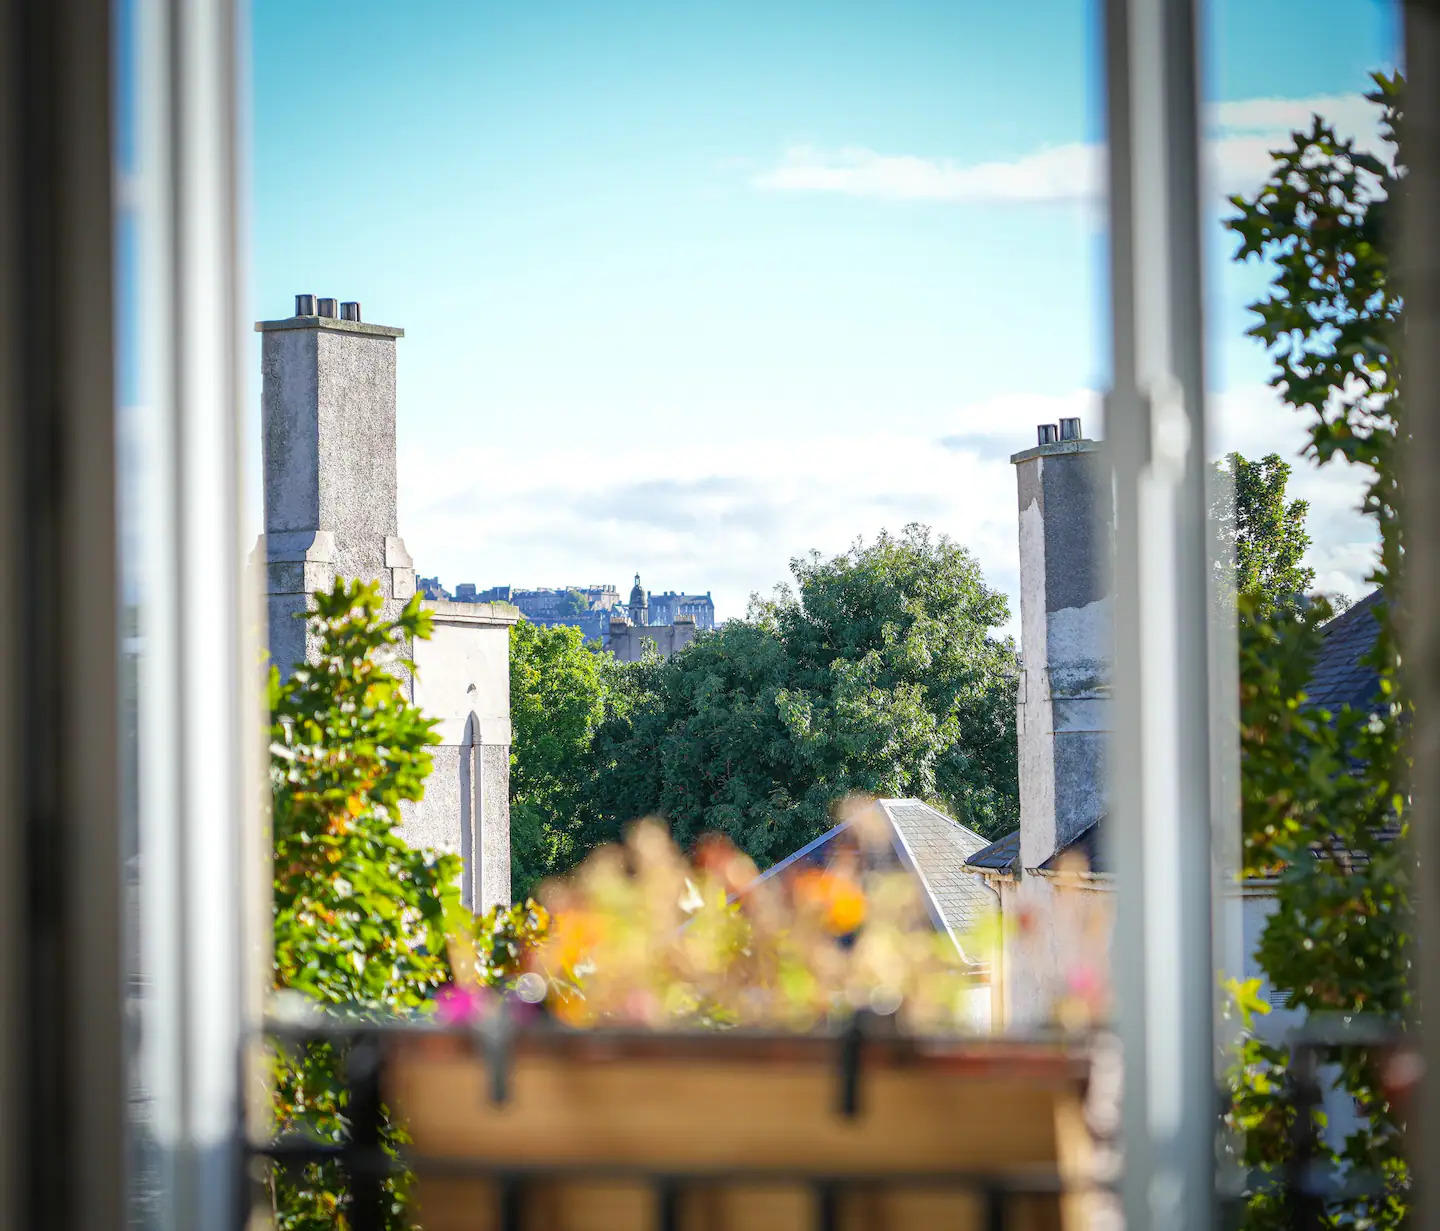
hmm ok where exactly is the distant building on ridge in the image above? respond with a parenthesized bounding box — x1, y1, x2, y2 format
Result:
(608, 572, 698, 662)
(421, 575, 711, 652)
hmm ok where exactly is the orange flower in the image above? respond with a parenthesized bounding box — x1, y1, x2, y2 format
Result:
(540, 909, 606, 973)
(791, 869, 867, 935)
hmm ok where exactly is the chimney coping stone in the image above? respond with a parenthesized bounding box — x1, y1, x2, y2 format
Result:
(1009, 437, 1102, 466)
(255, 315, 404, 339)
(422, 598, 521, 627)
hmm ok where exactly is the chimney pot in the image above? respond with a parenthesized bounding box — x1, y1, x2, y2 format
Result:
(316, 297, 338, 318)
(1037, 424, 1058, 445)
(1059, 417, 1082, 441)
(295, 293, 317, 316)
(340, 300, 361, 322)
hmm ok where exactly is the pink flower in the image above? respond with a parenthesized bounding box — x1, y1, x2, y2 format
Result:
(435, 983, 489, 1025)
(1066, 965, 1101, 1000)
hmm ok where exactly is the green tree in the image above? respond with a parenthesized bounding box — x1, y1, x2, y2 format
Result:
(1212, 451, 1315, 602)
(509, 618, 626, 896)
(1223, 74, 1409, 1227)
(584, 524, 1018, 862)
(268, 580, 459, 1228)
(557, 587, 589, 620)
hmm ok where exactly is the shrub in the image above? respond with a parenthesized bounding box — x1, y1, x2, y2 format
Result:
(268, 580, 458, 1230)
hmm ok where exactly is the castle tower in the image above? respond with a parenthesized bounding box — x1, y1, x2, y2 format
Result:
(256, 295, 516, 910)
(628, 571, 649, 625)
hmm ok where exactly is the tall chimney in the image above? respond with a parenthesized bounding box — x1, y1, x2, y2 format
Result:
(1012, 419, 1112, 871)
(256, 298, 414, 672)
(255, 297, 516, 912)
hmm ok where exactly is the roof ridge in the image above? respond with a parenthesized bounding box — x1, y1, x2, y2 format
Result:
(882, 811, 971, 962)
(879, 798, 990, 849)
(1320, 588, 1384, 638)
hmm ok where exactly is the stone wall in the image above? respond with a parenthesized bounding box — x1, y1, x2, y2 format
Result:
(408, 600, 518, 910)
(608, 616, 697, 662)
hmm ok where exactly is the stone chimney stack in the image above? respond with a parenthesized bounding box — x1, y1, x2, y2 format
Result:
(257, 294, 416, 672)
(256, 294, 518, 912)
(1012, 417, 1112, 871)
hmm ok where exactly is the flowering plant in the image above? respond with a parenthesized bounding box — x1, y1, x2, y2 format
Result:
(448, 800, 990, 1034)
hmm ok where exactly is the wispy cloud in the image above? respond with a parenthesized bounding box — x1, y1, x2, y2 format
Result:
(752, 91, 1390, 206)
(937, 390, 1101, 452)
(402, 426, 1019, 626)
(754, 143, 1098, 204)
(1210, 92, 1379, 135)
(399, 383, 1376, 630)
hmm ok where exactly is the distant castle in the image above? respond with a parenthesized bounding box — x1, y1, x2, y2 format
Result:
(419, 575, 715, 654)
(608, 573, 700, 662)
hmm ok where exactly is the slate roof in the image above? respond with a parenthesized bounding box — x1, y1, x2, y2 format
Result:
(962, 594, 1385, 883)
(747, 799, 999, 963)
(1307, 589, 1385, 714)
(880, 800, 998, 946)
(963, 828, 1020, 874)
(962, 819, 1109, 878)
(1039, 817, 1108, 875)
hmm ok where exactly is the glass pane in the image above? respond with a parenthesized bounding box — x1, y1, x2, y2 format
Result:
(115, 0, 178, 1219)
(117, 0, 253, 1224)
(245, 2, 1420, 1226)
(1201, 0, 1405, 1220)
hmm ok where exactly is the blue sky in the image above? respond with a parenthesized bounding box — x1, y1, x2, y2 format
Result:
(250, 0, 1399, 625)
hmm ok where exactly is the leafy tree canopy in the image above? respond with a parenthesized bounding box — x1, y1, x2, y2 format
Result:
(558, 587, 590, 620)
(1223, 73, 1408, 1227)
(509, 618, 627, 897)
(1211, 451, 1315, 603)
(582, 524, 1019, 863)
(268, 580, 459, 1229)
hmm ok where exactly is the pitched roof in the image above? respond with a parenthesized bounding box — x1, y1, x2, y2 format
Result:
(1307, 589, 1385, 714)
(1039, 817, 1108, 875)
(1010, 597, 1380, 879)
(879, 800, 998, 949)
(953, 595, 1387, 889)
(963, 821, 1109, 878)
(963, 829, 1020, 874)
(746, 799, 999, 963)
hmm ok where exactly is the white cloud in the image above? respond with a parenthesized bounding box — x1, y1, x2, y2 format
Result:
(1210, 93, 1379, 137)
(752, 91, 1390, 206)
(398, 383, 1376, 637)
(1208, 384, 1378, 599)
(753, 143, 1099, 204)
(939, 389, 1101, 451)
(403, 424, 1020, 629)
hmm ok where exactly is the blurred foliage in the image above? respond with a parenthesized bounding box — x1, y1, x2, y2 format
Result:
(1211, 451, 1315, 602)
(268, 580, 458, 1230)
(445, 804, 1028, 1034)
(508, 618, 631, 897)
(580, 524, 1019, 864)
(1222, 73, 1411, 1227)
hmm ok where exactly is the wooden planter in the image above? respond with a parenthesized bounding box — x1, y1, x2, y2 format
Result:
(387, 1027, 1101, 1231)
